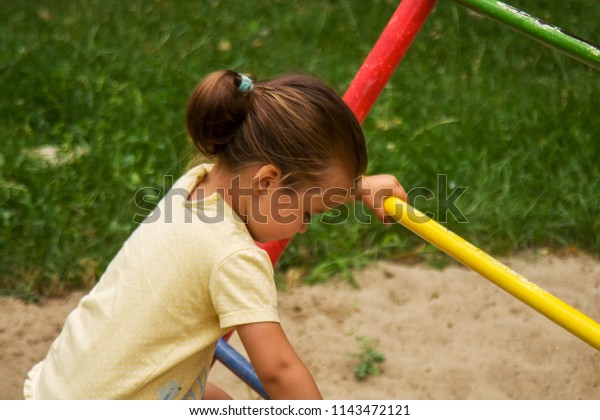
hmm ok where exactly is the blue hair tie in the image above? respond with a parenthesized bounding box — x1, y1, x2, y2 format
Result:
(237, 74, 254, 94)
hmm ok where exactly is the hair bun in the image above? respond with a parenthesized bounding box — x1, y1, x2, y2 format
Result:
(186, 70, 252, 157)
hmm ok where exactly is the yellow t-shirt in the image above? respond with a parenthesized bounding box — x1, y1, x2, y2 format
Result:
(24, 164, 279, 399)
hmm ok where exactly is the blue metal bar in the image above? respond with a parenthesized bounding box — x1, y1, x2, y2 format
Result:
(214, 338, 270, 399)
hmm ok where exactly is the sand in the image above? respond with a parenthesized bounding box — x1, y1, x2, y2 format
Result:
(1, 254, 599, 400)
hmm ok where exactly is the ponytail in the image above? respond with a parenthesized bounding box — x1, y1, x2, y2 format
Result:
(185, 70, 253, 157)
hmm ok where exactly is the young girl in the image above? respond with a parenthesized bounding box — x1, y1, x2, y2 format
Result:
(24, 70, 407, 400)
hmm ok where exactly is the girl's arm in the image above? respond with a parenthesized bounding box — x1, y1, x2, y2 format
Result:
(236, 321, 322, 399)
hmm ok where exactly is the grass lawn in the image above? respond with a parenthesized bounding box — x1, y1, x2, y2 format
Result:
(1, 0, 598, 297)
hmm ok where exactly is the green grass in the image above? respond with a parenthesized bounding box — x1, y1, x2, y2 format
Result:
(1, 0, 598, 297)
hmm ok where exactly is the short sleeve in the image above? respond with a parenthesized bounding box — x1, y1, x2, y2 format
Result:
(209, 248, 280, 329)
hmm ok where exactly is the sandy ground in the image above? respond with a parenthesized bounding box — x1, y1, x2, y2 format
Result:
(1, 254, 599, 400)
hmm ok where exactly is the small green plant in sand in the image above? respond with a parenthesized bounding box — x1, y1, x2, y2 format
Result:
(352, 336, 385, 381)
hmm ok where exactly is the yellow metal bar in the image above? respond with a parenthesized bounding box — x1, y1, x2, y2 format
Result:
(384, 197, 600, 350)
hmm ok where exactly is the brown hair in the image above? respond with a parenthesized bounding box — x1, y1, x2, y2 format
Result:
(186, 70, 367, 187)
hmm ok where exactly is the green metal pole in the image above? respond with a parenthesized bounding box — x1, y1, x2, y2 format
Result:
(452, 0, 600, 70)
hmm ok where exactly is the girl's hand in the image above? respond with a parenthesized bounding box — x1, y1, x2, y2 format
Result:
(354, 174, 408, 225)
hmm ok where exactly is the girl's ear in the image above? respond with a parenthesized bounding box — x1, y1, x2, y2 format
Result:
(252, 164, 282, 193)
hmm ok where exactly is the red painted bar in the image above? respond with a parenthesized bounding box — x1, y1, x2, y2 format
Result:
(343, 0, 438, 124)
(257, 238, 290, 266)
(258, 0, 438, 264)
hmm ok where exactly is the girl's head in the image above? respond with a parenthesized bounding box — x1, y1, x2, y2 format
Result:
(186, 70, 367, 189)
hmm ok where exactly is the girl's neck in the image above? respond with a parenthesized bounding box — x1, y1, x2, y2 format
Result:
(190, 161, 258, 220)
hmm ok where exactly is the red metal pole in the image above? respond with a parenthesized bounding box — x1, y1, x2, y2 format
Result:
(343, 0, 438, 124)
(258, 0, 437, 265)
(257, 238, 290, 266)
